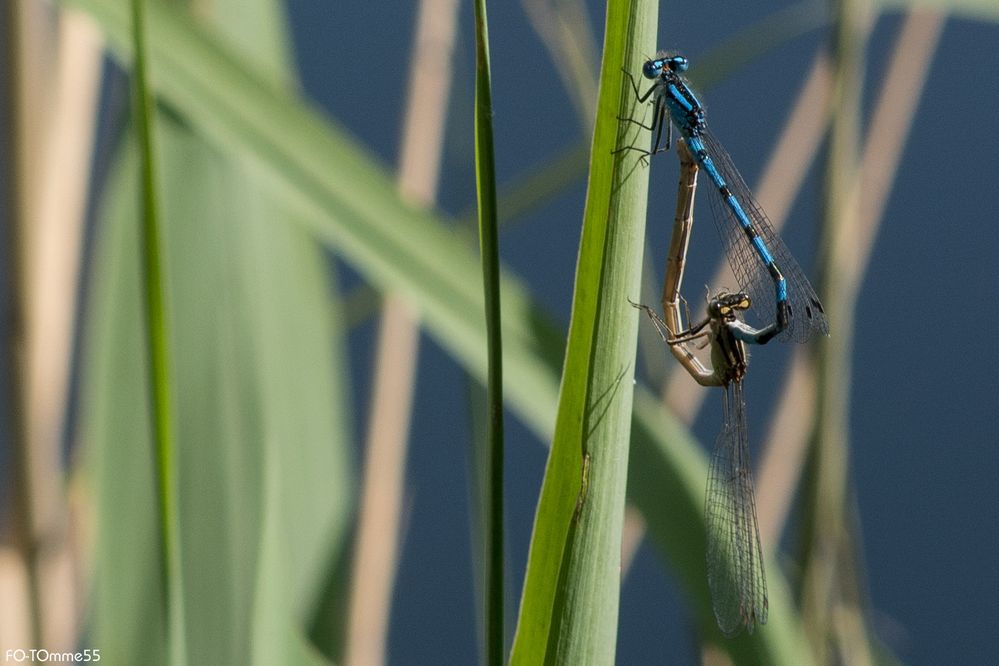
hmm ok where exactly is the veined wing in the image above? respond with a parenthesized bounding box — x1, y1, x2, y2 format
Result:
(701, 131, 828, 343)
(705, 381, 769, 637)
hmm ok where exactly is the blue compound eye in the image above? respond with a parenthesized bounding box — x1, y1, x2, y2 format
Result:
(670, 56, 689, 73)
(642, 60, 662, 79)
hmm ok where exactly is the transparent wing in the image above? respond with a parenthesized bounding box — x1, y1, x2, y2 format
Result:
(701, 131, 829, 343)
(705, 381, 769, 637)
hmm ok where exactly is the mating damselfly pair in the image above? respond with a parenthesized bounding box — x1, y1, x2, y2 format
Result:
(622, 52, 828, 637)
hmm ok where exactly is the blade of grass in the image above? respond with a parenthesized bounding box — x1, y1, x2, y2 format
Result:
(509, 0, 656, 662)
(69, 2, 811, 659)
(799, 0, 874, 660)
(128, 0, 186, 662)
(472, 0, 505, 663)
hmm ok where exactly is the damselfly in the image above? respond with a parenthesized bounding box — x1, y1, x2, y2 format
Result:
(634, 293, 769, 637)
(622, 53, 828, 343)
(632, 142, 769, 637)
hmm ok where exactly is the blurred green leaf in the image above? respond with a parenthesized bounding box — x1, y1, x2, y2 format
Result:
(83, 1, 352, 663)
(86, 115, 352, 666)
(64, 0, 562, 437)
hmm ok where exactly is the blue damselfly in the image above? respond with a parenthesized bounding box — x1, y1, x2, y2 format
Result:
(623, 53, 828, 343)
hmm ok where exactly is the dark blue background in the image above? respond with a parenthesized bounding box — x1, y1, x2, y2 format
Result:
(288, 2, 998, 663)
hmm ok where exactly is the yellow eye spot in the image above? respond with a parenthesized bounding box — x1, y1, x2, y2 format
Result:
(719, 306, 730, 315)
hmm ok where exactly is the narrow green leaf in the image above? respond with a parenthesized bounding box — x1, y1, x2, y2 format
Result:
(128, 0, 186, 661)
(472, 0, 505, 663)
(509, 0, 656, 662)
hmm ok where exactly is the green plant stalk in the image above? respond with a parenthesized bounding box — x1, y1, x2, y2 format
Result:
(510, 0, 656, 662)
(472, 0, 505, 663)
(69, 1, 810, 659)
(800, 0, 872, 661)
(128, 0, 185, 662)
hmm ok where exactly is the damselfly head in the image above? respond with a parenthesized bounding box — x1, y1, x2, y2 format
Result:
(642, 54, 688, 80)
(709, 291, 751, 318)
